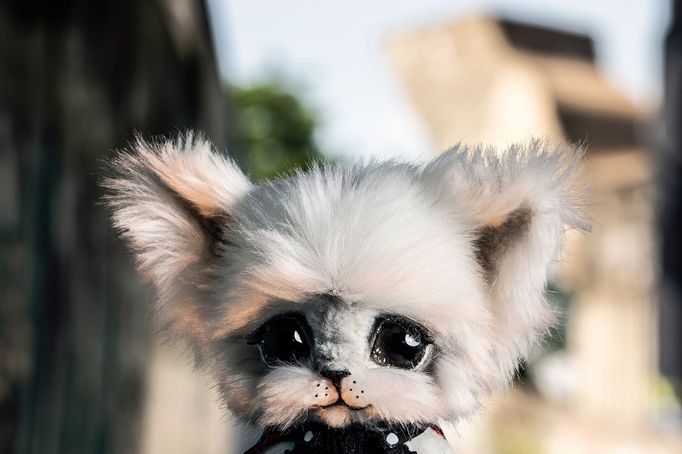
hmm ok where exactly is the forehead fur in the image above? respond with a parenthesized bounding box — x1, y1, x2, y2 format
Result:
(214, 161, 488, 340)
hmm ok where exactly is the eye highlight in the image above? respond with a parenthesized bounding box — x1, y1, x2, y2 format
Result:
(370, 315, 432, 369)
(247, 312, 312, 366)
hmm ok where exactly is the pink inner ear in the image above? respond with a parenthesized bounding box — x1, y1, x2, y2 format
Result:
(139, 136, 252, 218)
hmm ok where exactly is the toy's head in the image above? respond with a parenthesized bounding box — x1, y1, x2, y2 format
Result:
(105, 134, 585, 431)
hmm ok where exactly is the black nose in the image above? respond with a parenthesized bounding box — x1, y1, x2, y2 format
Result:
(320, 369, 351, 388)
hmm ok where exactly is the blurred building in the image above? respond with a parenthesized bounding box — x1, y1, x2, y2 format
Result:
(388, 15, 681, 453)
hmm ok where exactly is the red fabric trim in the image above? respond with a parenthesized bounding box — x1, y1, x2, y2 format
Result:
(429, 424, 446, 439)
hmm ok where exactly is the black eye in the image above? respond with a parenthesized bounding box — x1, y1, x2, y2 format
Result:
(247, 312, 312, 365)
(370, 316, 432, 369)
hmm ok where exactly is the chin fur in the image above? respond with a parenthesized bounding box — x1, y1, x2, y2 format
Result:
(317, 406, 352, 428)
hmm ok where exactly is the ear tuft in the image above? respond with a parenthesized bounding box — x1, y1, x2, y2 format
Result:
(424, 139, 589, 233)
(102, 133, 251, 335)
(125, 133, 252, 218)
(423, 139, 589, 381)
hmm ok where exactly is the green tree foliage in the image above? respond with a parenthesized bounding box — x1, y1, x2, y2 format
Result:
(228, 79, 324, 181)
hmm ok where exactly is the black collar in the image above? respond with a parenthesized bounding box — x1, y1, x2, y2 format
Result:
(245, 421, 443, 454)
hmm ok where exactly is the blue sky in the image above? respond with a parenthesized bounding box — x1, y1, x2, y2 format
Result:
(207, 0, 669, 159)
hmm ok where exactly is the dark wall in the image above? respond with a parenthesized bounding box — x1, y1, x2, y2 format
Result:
(661, 0, 682, 396)
(0, 1, 226, 453)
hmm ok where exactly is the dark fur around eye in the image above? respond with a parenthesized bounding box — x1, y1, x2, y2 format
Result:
(247, 312, 313, 366)
(370, 315, 433, 369)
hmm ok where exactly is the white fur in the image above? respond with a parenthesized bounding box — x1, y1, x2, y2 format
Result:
(105, 134, 586, 430)
(104, 133, 251, 339)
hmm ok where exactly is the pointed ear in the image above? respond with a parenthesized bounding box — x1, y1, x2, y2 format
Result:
(103, 134, 252, 338)
(423, 140, 588, 367)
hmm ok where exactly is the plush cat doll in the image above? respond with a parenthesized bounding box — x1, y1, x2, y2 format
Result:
(104, 134, 586, 454)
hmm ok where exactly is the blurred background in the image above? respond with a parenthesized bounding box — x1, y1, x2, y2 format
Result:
(1, 0, 681, 453)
